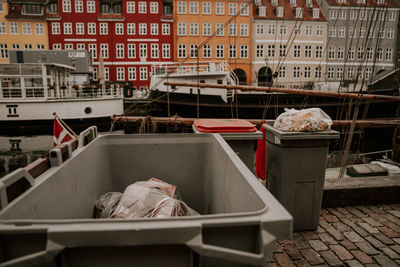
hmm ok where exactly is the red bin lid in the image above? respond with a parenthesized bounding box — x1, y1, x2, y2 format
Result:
(194, 119, 257, 133)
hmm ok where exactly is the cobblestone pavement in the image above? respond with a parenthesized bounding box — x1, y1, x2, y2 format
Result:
(271, 204, 400, 266)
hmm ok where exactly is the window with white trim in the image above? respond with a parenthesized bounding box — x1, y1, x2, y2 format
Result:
(387, 29, 394, 39)
(216, 23, 224, 36)
(76, 23, 84, 35)
(267, 44, 275, 58)
(366, 48, 373, 60)
(294, 25, 301, 35)
(216, 2, 224, 14)
(88, 43, 97, 58)
(140, 67, 147, 80)
(117, 67, 125, 81)
(87, 1, 95, 12)
(356, 68, 363, 79)
(256, 24, 264, 35)
(316, 26, 323, 36)
(203, 2, 211, 14)
(304, 45, 311, 58)
(190, 1, 199, 14)
(338, 27, 345, 38)
(336, 68, 343, 80)
(339, 10, 346, 19)
(279, 66, 286, 78)
(77, 43, 85, 50)
(150, 2, 158, 13)
(388, 11, 396, 21)
(127, 1, 135, 13)
(293, 66, 301, 78)
(116, 23, 124, 35)
(267, 24, 275, 34)
(139, 43, 147, 58)
(63, 23, 72, 34)
(151, 43, 159, 58)
(190, 23, 198, 36)
(0, 3, 3, 12)
(376, 48, 383, 60)
(329, 27, 336, 37)
(190, 44, 198, 58)
(24, 44, 33, 50)
(104, 67, 109, 81)
(327, 68, 334, 79)
(100, 23, 108, 34)
(315, 67, 321, 78)
(385, 48, 392, 61)
(128, 67, 136, 80)
(139, 2, 146, 13)
(139, 23, 147, 35)
(203, 44, 211, 58)
(65, 43, 73, 50)
(35, 23, 44, 35)
(150, 24, 158, 35)
(163, 44, 170, 58)
(350, 10, 356, 20)
(240, 45, 248, 58)
(329, 9, 337, 19)
(229, 23, 236, 36)
(0, 22, 6, 34)
(116, 44, 124, 58)
(128, 44, 136, 58)
(328, 46, 335, 59)
(337, 46, 344, 59)
(37, 44, 45, 50)
(229, 45, 236, 58)
(177, 1, 186, 14)
(63, 0, 71, 12)
(240, 24, 249, 36)
(0, 44, 8, 58)
(305, 26, 312, 35)
(279, 24, 287, 35)
(10, 22, 18, 34)
(22, 23, 32, 35)
(229, 3, 237, 15)
(378, 29, 385, 39)
(348, 47, 355, 60)
(357, 47, 364, 60)
(162, 24, 170, 35)
(100, 43, 109, 58)
(347, 67, 354, 79)
(178, 44, 186, 58)
(304, 67, 311, 78)
(75, 0, 83, 12)
(203, 23, 211, 36)
(293, 45, 301, 58)
(88, 23, 96, 34)
(216, 44, 224, 58)
(53, 44, 61, 50)
(315, 46, 322, 58)
(240, 3, 249, 15)
(348, 27, 355, 38)
(279, 45, 286, 57)
(127, 23, 135, 35)
(365, 67, 372, 80)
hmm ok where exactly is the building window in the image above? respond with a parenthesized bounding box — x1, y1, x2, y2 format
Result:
(279, 24, 287, 35)
(88, 23, 96, 34)
(304, 45, 311, 58)
(348, 47, 355, 60)
(116, 44, 124, 58)
(348, 27, 355, 38)
(203, 2, 211, 14)
(150, 2, 158, 13)
(256, 24, 264, 35)
(315, 67, 321, 78)
(359, 27, 365, 38)
(104, 67, 109, 81)
(328, 46, 335, 59)
(388, 11, 396, 21)
(116, 67, 125, 81)
(63, 22, 72, 34)
(339, 10, 346, 19)
(216, 44, 224, 58)
(336, 68, 343, 80)
(376, 48, 383, 60)
(293, 67, 301, 78)
(10, 22, 18, 34)
(65, 43, 73, 50)
(366, 48, 373, 60)
(279, 45, 286, 57)
(316, 26, 323, 36)
(53, 44, 62, 50)
(75, 0, 83, 12)
(178, 44, 186, 58)
(203, 44, 211, 58)
(329, 27, 336, 37)
(88, 43, 97, 58)
(178, 22, 186, 36)
(278, 66, 286, 78)
(347, 68, 354, 80)
(177, 1, 186, 14)
(0, 22, 6, 34)
(24, 44, 33, 50)
(240, 24, 249, 36)
(229, 45, 236, 58)
(100, 44, 109, 58)
(315, 46, 322, 58)
(127, 1, 135, 13)
(349, 10, 356, 20)
(240, 45, 248, 58)
(151, 43, 159, 58)
(216, 23, 224, 36)
(378, 29, 385, 39)
(338, 27, 346, 38)
(140, 67, 148, 80)
(100, 23, 108, 35)
(357, 47, 364, 60)
(190, 1, 199, 14)
(305, 26, 312, 35)
(128, 67, 136, 80)
(116, 23, 124, 35)
(0, 3, 3, 12)
(329, 9, 337, 19)
(190, 23, 198, 36)
(76, 23, 84, 35)
(256, 45, 264, 58)
(0, 44, 8, 59)
(150, 23, 158, 35)
(294, 25, 301, 35)
(356, 68, 363, 80)
(327, 68, 334, 79)
(138, 2, 146, 13)
(293, 45, 301, 58)
(365, 67, 372, 80)
(127, 23, 135, 35)
(162, 44, 170, 58)
(77, 43, 85, 50)
(139, 44, 147, 58)
(267, 44, 275, 58)
(304, 67, 311, 78)
(36, 44, 45, 50)
(385, 48, 392, 61)
(87, 1, 95, 12)
(162, 24, 170, 35)
(229, 3, 237, 15)
(268, 24, 275, 34)
(337, 46, 344, 59)
(240, 3, 249, 15)
(387, 29, 395, 39)
(22, 23, 32, 35)
(216, 2, 224, 14)
(139, 23, 147, 35)
(128, 44, 136, 58)
(203, 23, 211, 36)
(34, 23, 44, 35)
(63, 0, 71, 12)
(229, 23, 237, 36)
(22, 4, 42, 15)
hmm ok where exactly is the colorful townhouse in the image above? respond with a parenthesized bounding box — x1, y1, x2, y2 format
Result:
(173, 0, 253, 85)
(0, 0, 49, 64)
(47, 0, 174, 90)
(253, 0, 328, 89)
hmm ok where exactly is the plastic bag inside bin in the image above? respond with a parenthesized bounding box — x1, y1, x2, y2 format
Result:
(94, 192, 122, 218)
(274, 108, 333, 132)
(111, 178, 199, 219)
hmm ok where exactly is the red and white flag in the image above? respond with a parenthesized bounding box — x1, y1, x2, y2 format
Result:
(53, 116, 73, 147)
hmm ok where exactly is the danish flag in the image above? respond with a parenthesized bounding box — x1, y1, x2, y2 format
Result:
(53, 116, 74, 147)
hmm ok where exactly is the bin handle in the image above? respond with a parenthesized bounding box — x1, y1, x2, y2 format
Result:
(186, 228, 276, 265)
(0, 168, 35, 210)
(1, 240, 64, 267)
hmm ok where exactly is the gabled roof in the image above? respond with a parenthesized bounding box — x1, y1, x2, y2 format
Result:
(324, 0, 400, 7)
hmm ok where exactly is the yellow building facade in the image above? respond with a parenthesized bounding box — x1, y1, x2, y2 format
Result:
(0, 0, 49, 63)
(173, 0, 253, 85)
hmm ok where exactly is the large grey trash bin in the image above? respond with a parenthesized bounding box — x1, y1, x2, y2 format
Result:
(264, 123, 339, 231)
(0, 133, 291, 267)
(192, 119, 262, 171)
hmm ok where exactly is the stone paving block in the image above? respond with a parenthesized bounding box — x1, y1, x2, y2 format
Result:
(372, 232, 396, 245)
(382, 220, 400, 233)
(316, 226, 326, 234)
(327, 208, 345, 218)
(346, 207, 368, 218)
(275, 252, 295, 267)
(354, 206, 372, 215)
(351, 250, 375, 264)
(343, 231, 363, 243)
(373, 253, 399, 267)
(339, 239, 357, 250)
(318, 233, 338, 245)
(301, 231, 319, 241)
(388, 210, 400, 218)
(301, 248, 325, 265)
(357, 222, 379, 234)
(376, 226, 399, 238)
(320, 250, 343, 266)
(308, 240, 329, 251)
(319, 221, 345, 241)
(369, 206, 385, 215)
(345, 259, 364, 267)
(355, 241, 380, 255)
(336, 207, 350, 215)
(322, 213, 339, 223)
(284, 243, 302, 260)
(293, 259, 312, 267)
(329, 245, 354, 261)
(362, 217, 383, 227)
(390, 245, 400, 254)
(332, 222, 351, 232)
(365, 211, 388, 224)
(340, 218, 369, 237)
(393, 238, 400, 245)
(382, 213, 400, 225)
(381, 247, 400, 260)
(364, 236, 386, 248)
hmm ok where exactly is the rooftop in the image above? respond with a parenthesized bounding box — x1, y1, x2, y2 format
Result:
(324, 0, 400, 7)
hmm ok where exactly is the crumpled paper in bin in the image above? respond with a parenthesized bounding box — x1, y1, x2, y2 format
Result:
(111, 178, 199, 219)
(274, 108, 333, 132)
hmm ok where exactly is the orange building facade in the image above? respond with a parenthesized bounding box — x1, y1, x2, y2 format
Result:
(173, 0, 253, 85)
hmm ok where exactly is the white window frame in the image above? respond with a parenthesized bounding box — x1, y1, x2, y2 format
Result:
(128, 44, 136, 58)
(190, 23, 199, 36)
(202, 2, 211, 14)
(100, 23, 108, 35)
(138, 2, 146, 13)
(140, 67, 148, 81)
(88, 23, 96, 35)
(117, 67, 125, 81)
(128, 67, 136, 81)
(240, 23, 249, 36)
(100, 43, 109, 58)
(62, 0, 71, 12)
(127, 1, 135, 13)
(87, 1, 95, 13)
(216, 44, 224, 58)
(139, 23, 147, 35)
(116, 23, 124, 35)
(10, 22, 18, 34)
(190, 1, 199, 14)
(116, 43, 124, 59)
(177, 1, 187, 14)
(162, 24, 170, 35)
(216, 2, 224, 15)
(127, 23, 135, 35)
(22, 22, 32, 35)
(75, 0, 83, 12)
(52, 23, 60, 34)
(240, 45, 248, 58)
(150, 2, 158, 13)
(162, 44, 170, 58)
(178, 22, 186, 36)
(229, 3, 237, 15)
(203, 23, 211, 36)
(76, 22, 84, 35)
(151, 43, 159, 58)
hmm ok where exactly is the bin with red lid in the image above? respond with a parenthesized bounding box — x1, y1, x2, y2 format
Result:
(193, 119, 262, 171)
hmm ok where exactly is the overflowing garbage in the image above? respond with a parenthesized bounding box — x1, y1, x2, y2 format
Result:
(94, 178, 199, 219)
(274, 108, 333, 132)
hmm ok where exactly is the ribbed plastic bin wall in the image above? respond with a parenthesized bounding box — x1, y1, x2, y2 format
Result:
(0, 134, 292, 267)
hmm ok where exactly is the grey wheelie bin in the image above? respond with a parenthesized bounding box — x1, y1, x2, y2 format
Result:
(0, 131, 292, 267)
(193, 119, 262, 171)
(264, 123, 339, 231)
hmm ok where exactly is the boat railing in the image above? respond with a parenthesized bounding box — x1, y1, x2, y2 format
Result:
(151, 62, 231, 76)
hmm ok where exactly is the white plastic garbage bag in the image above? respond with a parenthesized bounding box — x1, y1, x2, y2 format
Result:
(274, 108, 333, 132)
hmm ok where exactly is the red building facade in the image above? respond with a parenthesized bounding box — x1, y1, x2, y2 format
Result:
(47, 0, 174, 90)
